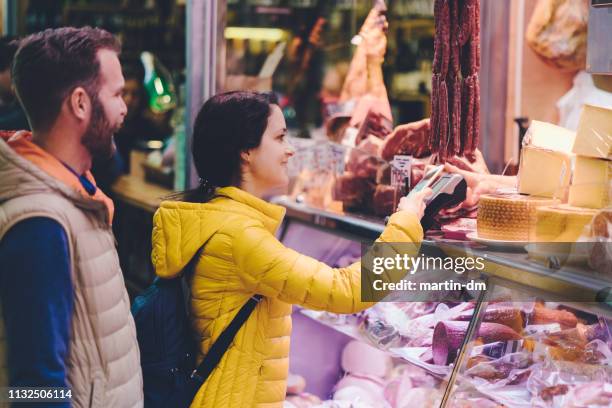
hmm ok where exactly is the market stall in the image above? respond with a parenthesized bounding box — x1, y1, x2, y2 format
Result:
(210, 1, 612, 407)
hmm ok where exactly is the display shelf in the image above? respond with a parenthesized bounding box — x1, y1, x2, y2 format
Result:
(436, 241, 612, 310)
(273, 196, 386, 241)
(299, 308, 450, 379)
(276, 198, 612, 307)
(279, 199, 612, 407)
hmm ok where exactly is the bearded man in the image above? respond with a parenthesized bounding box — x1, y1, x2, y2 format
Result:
(0, 27, 143, 408)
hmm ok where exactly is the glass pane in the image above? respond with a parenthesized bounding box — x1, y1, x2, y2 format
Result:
(13, 0, 187, 190)
(224, 0, 434, 137)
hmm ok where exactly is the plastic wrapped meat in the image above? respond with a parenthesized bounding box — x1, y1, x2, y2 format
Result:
(394, 387, 441, 408)
(404, 303, 473, 330)
(547, 323, 608, 344)
(341, 340, 391, 378)
(563, 381, 612, 407)
(528, 305, 578, 329)
(455, 306, 525, 334)
(362, 319, 401, 349)
(333, 375, 385, 407)
(527, 362, 612, 407)
(540, 384, 570, 401)
(384, 364, 440, 407)
(363, 303, 441, 346)
(540, 322, 609, 363)
(396, 302, 440, 320)
(317, 311, 364, 327)
(433, 321, 522, 365)
(465, 352, 533, 382)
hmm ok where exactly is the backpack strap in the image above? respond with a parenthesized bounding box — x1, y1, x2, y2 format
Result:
(189, 293, 263, 385)
(181, 243, 263, 385)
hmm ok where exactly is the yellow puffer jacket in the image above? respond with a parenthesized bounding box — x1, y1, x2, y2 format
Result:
(151, 187, 423, 408)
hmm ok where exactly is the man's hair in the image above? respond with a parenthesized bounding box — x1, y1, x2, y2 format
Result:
(0, 36, 19, 72)
(12, 27, 121, 131)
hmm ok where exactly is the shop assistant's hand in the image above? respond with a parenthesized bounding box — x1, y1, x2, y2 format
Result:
(443, 163, 483, 189)
(447, 148, 490, 174)
(397, 188, 433, 220)
(444, 163, 518, 199)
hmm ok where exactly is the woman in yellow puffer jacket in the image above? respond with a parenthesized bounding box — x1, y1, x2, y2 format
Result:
(151, 91, 430, 408)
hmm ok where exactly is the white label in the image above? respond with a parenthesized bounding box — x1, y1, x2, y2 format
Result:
(524, 323, 562, 337)
(391, 155, 412, 195)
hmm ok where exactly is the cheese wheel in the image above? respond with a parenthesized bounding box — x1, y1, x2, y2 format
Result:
(535, 204, 598, 242)
(477, 194, 559, 241)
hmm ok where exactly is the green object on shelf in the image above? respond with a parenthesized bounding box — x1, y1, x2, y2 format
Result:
(141, 51, 177, 114)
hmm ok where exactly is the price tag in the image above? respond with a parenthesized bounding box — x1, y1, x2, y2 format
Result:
(391, 155, 412, 196)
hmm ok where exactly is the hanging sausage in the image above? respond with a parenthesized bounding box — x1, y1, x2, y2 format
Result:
(431, 0, 481, 159)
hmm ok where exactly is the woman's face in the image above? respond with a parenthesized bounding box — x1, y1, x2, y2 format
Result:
(244, 104, 294, 192)
(122, 78, 142, 115)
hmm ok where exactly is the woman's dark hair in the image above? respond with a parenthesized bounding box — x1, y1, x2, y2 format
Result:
(173, 90, 278, 203)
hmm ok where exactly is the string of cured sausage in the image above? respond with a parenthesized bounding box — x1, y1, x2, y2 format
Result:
(431, 0, 480, 160)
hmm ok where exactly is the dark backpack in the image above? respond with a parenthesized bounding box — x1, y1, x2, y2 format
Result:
(131, 248, 262, 408)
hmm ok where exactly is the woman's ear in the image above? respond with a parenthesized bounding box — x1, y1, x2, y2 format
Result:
(240, 150, 250, 164)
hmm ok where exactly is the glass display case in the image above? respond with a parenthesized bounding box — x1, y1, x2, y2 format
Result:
(276, 204, 612, 406)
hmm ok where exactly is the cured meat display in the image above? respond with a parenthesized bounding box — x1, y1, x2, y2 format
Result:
(279, 1, 611, 406)
(432, 321, 522, 365)
(294, 299, 612, 407)
(430, 0, 481, 160)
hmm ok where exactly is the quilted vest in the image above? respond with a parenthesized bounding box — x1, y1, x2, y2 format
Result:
(0, 138, 143, 408)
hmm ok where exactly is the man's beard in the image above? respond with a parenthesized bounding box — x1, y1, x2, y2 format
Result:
(81, 95, 122, 160)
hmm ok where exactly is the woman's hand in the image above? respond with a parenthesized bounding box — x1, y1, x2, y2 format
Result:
(397, 188, 433, 220)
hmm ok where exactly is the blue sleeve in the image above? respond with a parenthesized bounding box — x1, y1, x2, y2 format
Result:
(0, 217, 72, 408)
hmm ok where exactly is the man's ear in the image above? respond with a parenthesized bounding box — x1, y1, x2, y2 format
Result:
(68, 86, 90, 121)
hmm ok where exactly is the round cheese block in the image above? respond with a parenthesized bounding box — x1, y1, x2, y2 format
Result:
(535, 204, 598, 242)
(477, 194, 559, 241)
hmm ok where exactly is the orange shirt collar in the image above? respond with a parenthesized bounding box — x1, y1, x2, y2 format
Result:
(2, 130, 114, 224)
